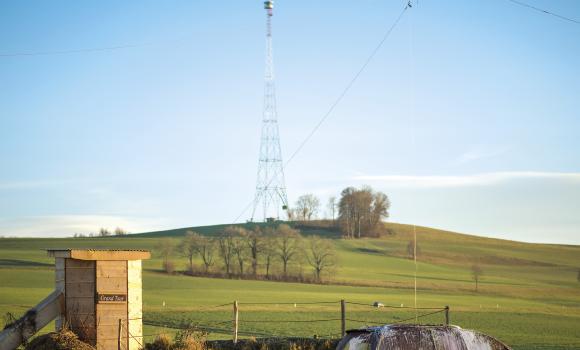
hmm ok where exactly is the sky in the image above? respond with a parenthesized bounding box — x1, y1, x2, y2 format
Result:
(0, 1, 579, 244)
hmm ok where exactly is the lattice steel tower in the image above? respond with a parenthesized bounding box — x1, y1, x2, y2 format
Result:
(251, 0, 289, 222)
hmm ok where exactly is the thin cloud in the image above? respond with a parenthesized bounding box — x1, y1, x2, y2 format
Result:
(353, 171, 580, 188)
(0, 179, 67, 190)
(456, 146, 509, 163)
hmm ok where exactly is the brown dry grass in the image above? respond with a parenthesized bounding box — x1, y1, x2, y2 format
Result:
(24, 329, 95, 350)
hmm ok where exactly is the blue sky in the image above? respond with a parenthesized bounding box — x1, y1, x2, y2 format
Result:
(1, 1, 579, 243)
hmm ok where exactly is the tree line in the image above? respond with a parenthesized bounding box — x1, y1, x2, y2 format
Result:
(155, 224, 337, 282)
(73, 227, 129, 238)
(289, 185, 391, 238)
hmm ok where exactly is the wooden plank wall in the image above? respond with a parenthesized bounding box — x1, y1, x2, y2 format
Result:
(127, 260, 143, 350)
(65, 259, 96, 345)
(96, 260, 128, 350)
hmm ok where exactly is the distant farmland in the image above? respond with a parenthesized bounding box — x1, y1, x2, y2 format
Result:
(1, 222, 579, 350)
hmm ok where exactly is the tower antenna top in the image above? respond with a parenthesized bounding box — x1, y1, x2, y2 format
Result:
(264, 1, 274, 16)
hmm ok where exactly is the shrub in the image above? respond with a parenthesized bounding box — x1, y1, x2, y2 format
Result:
(173, 326, 207, 350)
(145, 334, 172, 350)
(163, 261, 175, 274)
(144, 327, 207, 350)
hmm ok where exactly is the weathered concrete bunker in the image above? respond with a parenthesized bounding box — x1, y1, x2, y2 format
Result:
(0, 249, 150, 350)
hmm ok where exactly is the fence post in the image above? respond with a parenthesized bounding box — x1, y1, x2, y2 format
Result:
(233, 300, 239, 344)
(340, 300, 346, 337)
(118, 318, 122, 350)
(444, 305, 450, 326)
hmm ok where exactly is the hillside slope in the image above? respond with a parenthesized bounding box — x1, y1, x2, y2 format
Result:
(134, 220, 580, 269)
(1, 221, 579, 349)
(130, 221, 580, 304)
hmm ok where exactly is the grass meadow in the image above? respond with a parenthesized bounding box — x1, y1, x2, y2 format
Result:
(0, 222, 579, 349)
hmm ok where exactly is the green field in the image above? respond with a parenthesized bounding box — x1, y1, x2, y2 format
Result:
(1, 222, 579, 349)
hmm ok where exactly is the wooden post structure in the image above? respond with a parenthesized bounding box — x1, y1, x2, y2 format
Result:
(118, 319, 123, 350)
(444, 305, 450, 326)
(48, 249, 149, 350)
(233, 301, 239, 344)
(340, 300, 346, 337)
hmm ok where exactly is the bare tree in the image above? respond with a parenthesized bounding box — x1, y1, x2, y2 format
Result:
(286, 208, 295, 221)
(295, 194, 320, 221)
(217, 227, 237, 276)
(245, 226, 264, 277)
(471, 263, 483, 292)
(179, 231, 216, 273)
(180, 231, 200, 273)
(305, 236, 336, 281)
(327, 196, 337, 223)
(114, 227, 128, 236)
(231, 232, 248, 276)
(262, 228, 276, 278)
(156, 238, 175, 274)
(275, 224, 302, 276)
(197, 236, 216, 273)
(99, 228, 111, 237)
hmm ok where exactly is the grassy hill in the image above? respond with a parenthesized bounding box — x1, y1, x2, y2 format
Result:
(1, 221, 579, 349)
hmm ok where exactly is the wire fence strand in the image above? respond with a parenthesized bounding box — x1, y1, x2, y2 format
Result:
(345, 301, 444, 310)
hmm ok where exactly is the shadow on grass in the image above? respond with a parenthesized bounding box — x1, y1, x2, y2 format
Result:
(0, 259, 52, 267)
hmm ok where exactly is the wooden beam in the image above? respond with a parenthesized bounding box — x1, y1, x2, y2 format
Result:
(47, 249, 150, 261)
(0, 290, 63, 350)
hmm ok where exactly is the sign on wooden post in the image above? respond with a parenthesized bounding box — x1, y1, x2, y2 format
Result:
(97, 294, 127, 303)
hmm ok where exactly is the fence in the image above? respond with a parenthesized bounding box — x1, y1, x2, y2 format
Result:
(141, 300, 451, 343)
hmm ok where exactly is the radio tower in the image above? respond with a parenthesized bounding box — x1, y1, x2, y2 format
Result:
(251, 0, 289, 222)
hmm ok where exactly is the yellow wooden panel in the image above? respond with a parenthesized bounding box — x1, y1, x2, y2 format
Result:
(72, 250, 150, 261)
(97, 260, 127, 275)
(97, 266, 127, 278)
(96, 297, 127, 325)
(96, 277, 127, 293)
(97, 324, 126, 350)
(97, 260, 126, 268)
